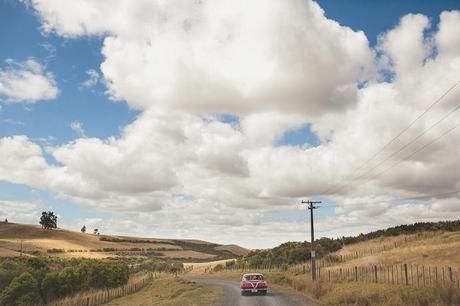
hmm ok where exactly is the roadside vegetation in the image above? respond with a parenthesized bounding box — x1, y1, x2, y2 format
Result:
(0, 256, 184, 305)
(205, 269, 460, 306)
(203, 221, 460, 306)
(237, 220, 460, 268)
(105, 276, 221, 306)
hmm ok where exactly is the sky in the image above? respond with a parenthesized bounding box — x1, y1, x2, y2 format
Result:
(0, 0, 459, 249)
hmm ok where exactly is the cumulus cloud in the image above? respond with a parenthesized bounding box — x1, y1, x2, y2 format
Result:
(0, 201, 42, 224)
(1, 2, 459, 247)
(27, 0, 375, 115)
(0, 59, 58, 103)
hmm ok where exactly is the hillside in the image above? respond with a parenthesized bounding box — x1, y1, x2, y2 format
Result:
(0, 222, 249, 260)
(331, 231, 460, 268)
(242, 220, 460, 268)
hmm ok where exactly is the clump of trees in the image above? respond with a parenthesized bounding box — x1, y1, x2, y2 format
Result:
(243, 238, 342, 267)
(0, 257, 129, 305)
(339, 220, 460, 245)
(0, 272, 41, 306)
(39, 211, 57, 229)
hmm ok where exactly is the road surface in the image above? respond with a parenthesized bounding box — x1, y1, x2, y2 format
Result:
(191, 278, 299, 306)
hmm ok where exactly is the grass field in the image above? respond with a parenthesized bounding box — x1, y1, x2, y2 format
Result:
(0, 222, 248, 260)
(330, 231, 460, 268)
(105, 276, 222, 306)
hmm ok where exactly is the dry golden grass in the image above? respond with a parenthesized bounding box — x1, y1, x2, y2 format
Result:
(159, 250, 216, 259)
(214, 244, 249, 256)
(0, 222, 241, 260)
(184, 259, 235, 275)
(0, 246, 21, 257)
(105, 276, 222, 306)
(331, 231, 460, 268)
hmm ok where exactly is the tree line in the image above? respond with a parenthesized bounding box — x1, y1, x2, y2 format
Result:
(0, 257, 130, 306)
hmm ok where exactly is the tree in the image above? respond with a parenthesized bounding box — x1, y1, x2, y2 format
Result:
(3, 219, 7, 223)
(39, 211, 57, 229)
(81, 225, 86, 233)
(0, 272, 42, 306)
(93, 228, 99, 235)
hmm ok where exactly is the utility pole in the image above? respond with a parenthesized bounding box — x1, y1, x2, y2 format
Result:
(301, 200, 321, 281)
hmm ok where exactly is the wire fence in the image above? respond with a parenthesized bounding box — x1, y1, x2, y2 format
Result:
(217, 263, 460, 290)
(321, 264, 460, 289)
(47, 272, 155, 306)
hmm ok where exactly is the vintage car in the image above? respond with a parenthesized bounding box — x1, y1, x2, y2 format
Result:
(240, 273, 268, 295)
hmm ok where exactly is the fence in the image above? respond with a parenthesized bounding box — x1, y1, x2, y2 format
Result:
(321, 264, 460, 289)
(48, 272, 155, 306)
(332, 233, 433, 262)
(216, 262, 460, 290)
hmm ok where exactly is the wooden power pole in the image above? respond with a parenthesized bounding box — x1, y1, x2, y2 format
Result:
(301, 200, 321, 281)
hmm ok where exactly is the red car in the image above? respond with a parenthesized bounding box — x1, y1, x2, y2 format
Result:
(240, 273, 268, 295)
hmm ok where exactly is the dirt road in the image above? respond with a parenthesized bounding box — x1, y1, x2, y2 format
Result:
(191, 278, 299, 306)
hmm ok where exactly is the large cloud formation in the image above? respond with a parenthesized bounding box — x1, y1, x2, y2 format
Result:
(1, 1, 459, 247)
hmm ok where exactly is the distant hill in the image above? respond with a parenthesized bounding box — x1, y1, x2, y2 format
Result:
(243, 220, 460, 267)
(0, 222, 249, 260)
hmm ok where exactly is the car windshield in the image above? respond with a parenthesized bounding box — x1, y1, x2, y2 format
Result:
(244, 275, 264, 280)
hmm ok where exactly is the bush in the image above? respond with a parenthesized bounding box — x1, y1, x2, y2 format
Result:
(83, 261, 129, 289)
(47, 248, 65, 253)
(0, 272, 42, 306)
(213, 264, 224, 272)
(41, 272, 61, 302)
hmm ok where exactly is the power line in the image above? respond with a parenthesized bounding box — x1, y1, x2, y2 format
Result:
(368, 120, 460, 181)
(322, 80, 460, 196)
(399, 190, 460, 201)
(343, 102, 460, 186)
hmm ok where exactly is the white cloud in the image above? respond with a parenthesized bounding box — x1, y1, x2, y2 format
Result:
(27, 0, 375, 115)
(0, 201, 42, 224)
(2, 2, 459, 247)
(80, 69, 100, 89)
(0, 59, 58, 103)
(69, 121, 86, 137)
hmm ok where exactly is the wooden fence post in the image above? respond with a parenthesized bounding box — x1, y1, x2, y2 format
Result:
(422, 266, 426, 287)
(374, 266, 378, 283)
(404, 264, 408, 286)
(429, 267, 432, 287)
(417, 265, 420, 287)
(449, 267, 453, 282)
(435, 266, 438, 284)
(355, 266, 358, 282)
(392, 265, 394, 284)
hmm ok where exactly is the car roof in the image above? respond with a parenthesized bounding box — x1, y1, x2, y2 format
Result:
(242, 273, 263, 276)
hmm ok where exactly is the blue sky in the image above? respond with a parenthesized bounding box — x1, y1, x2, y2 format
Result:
(0, 0, 459, 247)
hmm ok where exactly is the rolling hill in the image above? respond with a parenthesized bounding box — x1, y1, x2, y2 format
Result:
(0, 222, 249, 260)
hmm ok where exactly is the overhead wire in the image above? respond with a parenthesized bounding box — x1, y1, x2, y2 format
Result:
(321, 80, 460, 196)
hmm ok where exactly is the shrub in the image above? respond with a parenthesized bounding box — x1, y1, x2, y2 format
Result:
(213, 264, 224, 272)
(0, 272, 42, 306)
(84, 261, 129, 289)
(47, 248, 65, 253)
(41, 272, 61, 302)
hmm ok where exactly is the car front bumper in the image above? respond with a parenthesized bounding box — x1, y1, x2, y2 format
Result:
(241, 288, 267, 293)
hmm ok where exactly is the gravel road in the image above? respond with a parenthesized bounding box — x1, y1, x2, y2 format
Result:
(191, 278, 299, 306)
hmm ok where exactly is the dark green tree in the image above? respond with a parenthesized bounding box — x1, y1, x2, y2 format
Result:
(39, 211, 57, 229)
(81, 225, 86, 233)
(0, 272, 42, 306)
